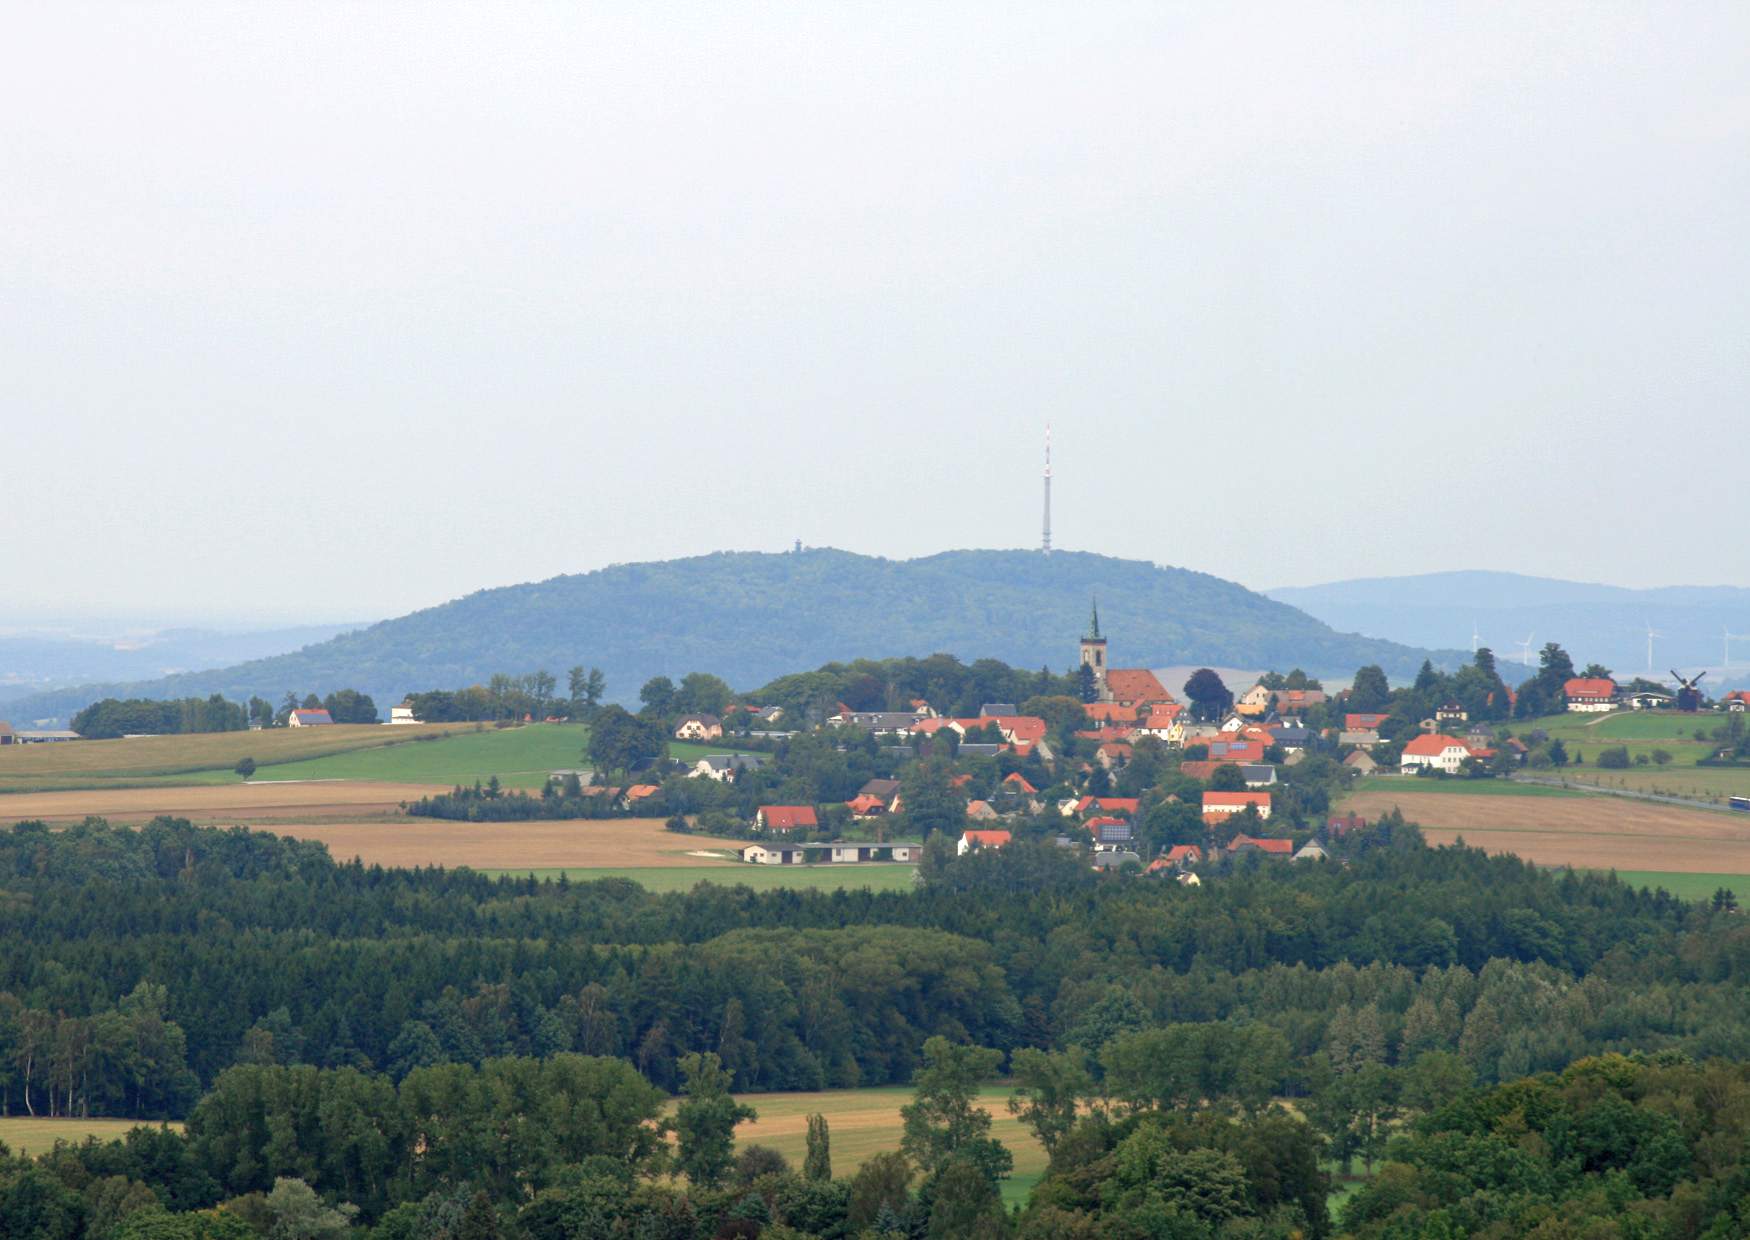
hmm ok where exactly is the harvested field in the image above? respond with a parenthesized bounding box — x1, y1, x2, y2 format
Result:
(0, 781, 443, 825)
(1345, 788, 1750, 873)
(261, 817, 748, 870)
(723, 1086, 1047, 1208)
(0, 1117, 181, 1156)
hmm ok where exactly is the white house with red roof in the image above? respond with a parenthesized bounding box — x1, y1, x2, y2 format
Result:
(1399, 733, 1477, 774)
(1726, 690, 1750, 713)
(288, 708, 334, 727)
(1202, 790, 1273, 821)
(756, 805, 819, 832)
(957, 829, 1011, 855)
(1564, 677, 1619, 713)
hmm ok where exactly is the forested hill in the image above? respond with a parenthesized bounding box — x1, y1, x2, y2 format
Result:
(8, 549, 1459, 717)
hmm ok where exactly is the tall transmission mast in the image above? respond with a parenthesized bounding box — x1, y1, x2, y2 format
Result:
(1041, 424, 1052, 555)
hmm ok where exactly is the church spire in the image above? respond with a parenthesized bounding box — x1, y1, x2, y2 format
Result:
(1088, 597, 1101, 640)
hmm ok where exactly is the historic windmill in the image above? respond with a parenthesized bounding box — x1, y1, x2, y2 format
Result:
(1671, 669, 1707, 713)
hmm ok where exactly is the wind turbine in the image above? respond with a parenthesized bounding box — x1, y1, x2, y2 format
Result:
(1644, 620, 1663, 675)
(1517, 633, 1535, 668)
(1727, 627, 1750, 671)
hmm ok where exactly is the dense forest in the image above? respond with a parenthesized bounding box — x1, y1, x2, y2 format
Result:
(2, 818, 1749, 1235)
(7, 549, 1461, 722)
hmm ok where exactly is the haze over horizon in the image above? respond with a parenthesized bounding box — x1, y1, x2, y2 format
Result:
(5, 3, 1746, 624)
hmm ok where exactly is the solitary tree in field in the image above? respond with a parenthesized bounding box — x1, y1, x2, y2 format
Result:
(234, 757, 256, 779)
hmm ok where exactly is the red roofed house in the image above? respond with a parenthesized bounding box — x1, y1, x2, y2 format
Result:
(1178, 759, 1219, 782)
(990, 716, 1049, 746)
(846, 794, 886, 817)
(1205, 739, 1266, 764)
(1564, 677, 1619, 713)
(967, 799, 999, 821)
(1400, 733, 1475, 774)
(1148, 844, 1203, 873)
(1202, 791, 1273, 820)
(622, 785, 661, 807)
(957, 829, 1011, 855)
(1070, 796, 1141, 819)
(1345, 713, 1391, 732)
(1095, 741, 1134, 770)
(756, 805, 819, 833)
(288, 708, 334, 727)
(1075, 725, 1138, 745)
(1273, 688, 1327, 713)
(1002, 772, 1038, 794)
(1726, 690, 1750, 713)
(1229, 834, 1293, 857)
(1083, 702, 1139, 724)
(1104, 668, 1176, 709)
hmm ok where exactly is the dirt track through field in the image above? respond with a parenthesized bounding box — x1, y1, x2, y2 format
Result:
(1346, 790, 1750, 872)
(0, 782, 445, 824)
(265, 818, 746, 869)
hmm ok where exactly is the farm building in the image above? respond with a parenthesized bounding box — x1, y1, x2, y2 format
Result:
(1228, 834, 1292, 858)
(741, 844, 807, 865)
(388, 702, 421, 725)
(1202, 791, 1273, 820)
(288, 708, 334, 727)
(15, 729, 81, 743)
(741, 842, 921, 865)
(1343, 750, 1379, 775)
(0, 721, 13, 745)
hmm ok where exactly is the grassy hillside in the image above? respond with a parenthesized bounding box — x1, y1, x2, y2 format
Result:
(0, 724, 465, 793)
(8, 549, 1462, 722)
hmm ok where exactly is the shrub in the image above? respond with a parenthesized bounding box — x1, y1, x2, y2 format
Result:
(1596, 747, 1631, 769)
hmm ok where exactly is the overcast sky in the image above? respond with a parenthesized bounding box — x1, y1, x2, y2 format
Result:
(4, 2, 1746, 624)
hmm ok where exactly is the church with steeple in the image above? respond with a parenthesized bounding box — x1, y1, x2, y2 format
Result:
(1077, 599, 1177, 709)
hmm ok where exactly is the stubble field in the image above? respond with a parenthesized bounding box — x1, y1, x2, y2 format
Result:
(1344, 787, 1750, 874)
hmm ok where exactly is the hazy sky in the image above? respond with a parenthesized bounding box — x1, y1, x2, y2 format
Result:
(4, 2, 1746, 624)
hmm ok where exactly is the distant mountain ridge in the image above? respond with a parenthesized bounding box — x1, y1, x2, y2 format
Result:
(1269, 570, 1750, 684)
(4, 549, 1464, 722)
(0, 623, 364, 705)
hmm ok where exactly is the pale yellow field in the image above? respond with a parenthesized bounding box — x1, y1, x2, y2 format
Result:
(1346, 789, 1750, 872)
(0, 1117, 182, 1156)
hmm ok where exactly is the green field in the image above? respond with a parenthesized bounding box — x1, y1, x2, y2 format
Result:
(1352, 776, 1582, 798)
(1554, 766, 1750, 803)
(249, 724, 723, 791)
(0, 1117, 182, 1156)
(1607, 871, 1750, 902)
(723, 1086, 1045, 1208)
(482, 864, 920, 893)
(0, 724, 468, 793)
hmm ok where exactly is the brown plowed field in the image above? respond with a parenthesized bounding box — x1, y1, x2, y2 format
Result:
(1345, 790, 1750, 872)
(0, 781, 444, 825)
(264, 818, 745, 869)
